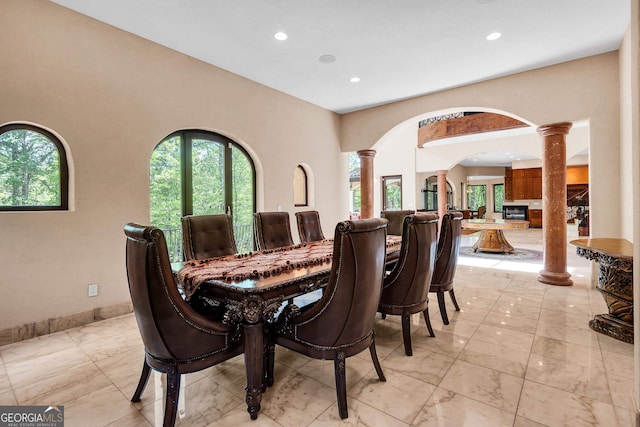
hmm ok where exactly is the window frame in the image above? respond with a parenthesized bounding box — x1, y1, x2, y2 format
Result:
(294, 165, 308, 207)
(0, 123, 69, 211)
(381, 175, 402, 211)
(466, 184, 487, 211)
(493, 183, 504, 213)
(163, 129, 256, 218)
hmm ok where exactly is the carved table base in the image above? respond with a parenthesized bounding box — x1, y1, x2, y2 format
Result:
(472, 229, 515, 253)
(571, 238, 633, 344)
(589, 314, 633, 344)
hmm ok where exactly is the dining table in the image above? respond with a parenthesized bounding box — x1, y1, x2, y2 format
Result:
(174, 235, 402, 420)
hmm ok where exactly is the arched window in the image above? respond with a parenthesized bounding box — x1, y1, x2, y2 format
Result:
(0, 124, 69, 211)
(294, 165, 308, 207)
(422, 175, 452, 211)
(150, 130, 256, 259)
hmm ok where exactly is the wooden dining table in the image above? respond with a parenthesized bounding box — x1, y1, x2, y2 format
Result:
(174, 236, 402, 420)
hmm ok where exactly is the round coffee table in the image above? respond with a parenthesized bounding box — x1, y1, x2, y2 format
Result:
(462, 219, 530, 253)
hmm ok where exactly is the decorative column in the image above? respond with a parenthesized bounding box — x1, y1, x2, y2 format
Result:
(436, 170, 448, 224)
(357, 149, 376, 219)
(537, 122, 573, 286)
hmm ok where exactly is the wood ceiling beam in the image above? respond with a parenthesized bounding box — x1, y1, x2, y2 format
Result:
(417, 112, 528, 148)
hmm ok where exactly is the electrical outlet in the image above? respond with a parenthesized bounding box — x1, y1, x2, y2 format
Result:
(88, 283, 99, 297)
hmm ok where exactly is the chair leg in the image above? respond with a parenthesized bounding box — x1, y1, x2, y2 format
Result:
(369, 339, 386, 382)
(163, 365, 181, 427)
(401, 313, 413, 356)
(423, 307, 435, 337)
(437, 291, 450, 325)
(131, 359, 151, 402)
(334, 352, 349, 419)
(449, 290, 460, 311)
(381, 312, 387, 319)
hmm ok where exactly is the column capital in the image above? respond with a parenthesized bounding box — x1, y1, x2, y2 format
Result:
(536, 122, 573, 137)
(357, 149, 376, 159)
(436, 169, 448, 175)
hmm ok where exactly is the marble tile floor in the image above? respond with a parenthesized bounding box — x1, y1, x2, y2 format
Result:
(0, 228, 635, 426)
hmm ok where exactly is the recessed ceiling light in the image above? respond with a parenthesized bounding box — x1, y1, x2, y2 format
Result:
(274, 32, 288, 41)
(319, 54, 336, 64)
(350, 76, 360, 83)
(486, 32, 502, 41)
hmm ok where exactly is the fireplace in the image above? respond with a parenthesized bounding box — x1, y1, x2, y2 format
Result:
(503, 205, 528, 220)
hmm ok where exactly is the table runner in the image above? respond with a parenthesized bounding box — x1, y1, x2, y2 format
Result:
(178, 236, 402, 299)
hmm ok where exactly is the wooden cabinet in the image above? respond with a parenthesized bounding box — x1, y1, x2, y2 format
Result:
(504, 168, 513, 201)
(528, 209, 542, 228)
(508, 168, 542, 200)
(566, 165, 588, 184)
(505, 166, 586, 201)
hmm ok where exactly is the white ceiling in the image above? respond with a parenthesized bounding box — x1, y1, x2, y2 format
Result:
(49, 1, 628, 167)
(50, 0, 629, 115)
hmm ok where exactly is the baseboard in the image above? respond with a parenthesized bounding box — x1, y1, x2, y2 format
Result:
(0, 301, 133, 347)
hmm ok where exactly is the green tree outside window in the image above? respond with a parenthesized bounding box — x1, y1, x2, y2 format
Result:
(467, 185, 486, 211)
(150, 130, 255, 260)
(0, 124, 68, 210)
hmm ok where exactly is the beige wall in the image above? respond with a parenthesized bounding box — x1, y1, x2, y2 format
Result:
(340, 53, 621, 239)
(621, 0, 640, 417)
(0, 1, 346, 328)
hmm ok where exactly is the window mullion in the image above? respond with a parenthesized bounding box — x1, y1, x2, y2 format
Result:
(183, 132, 193, 215)
(224, 142, 233, 215)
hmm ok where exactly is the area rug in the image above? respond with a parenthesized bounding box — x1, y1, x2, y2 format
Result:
(459, 246, 543, 262)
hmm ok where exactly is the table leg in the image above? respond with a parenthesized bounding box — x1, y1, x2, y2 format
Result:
(472, 229, 515, 253)
(590, 258, 633, 343)
(243, 322, 264, 420)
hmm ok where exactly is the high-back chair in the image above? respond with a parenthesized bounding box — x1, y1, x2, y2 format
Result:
(124, 224, 244, 427)
(429, 211, 463, 324)
(379, 212, 439, 356)
(476, 206, 487, 219)
(253, 211, 294, 250)
(181, 213, 237, 260)
(269, 218, 389, 419)
(381, 210, 415, 235)
(295, 210, 325, 244)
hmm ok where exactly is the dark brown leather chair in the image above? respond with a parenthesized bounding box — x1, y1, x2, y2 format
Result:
(253, 211, 294, 250)
(381, 210, 415, 235)
(295, 210, 325, 243)
(379, 213, 439, 356)
(269, 218, 388, 419)
(181, 214, 237, 260)
(124, 224, 243, 427)
(429, 211, 463, 324)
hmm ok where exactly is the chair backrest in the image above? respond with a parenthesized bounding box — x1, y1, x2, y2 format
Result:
(381, 210, 415, 235)
(124, 223, 233, 362)
(254, 211, 294, 250)
(477, 206, 487, 218)
(431, 211, 463, 286)
(181, 214, 237, 260)
(295, 210, 325, 244)
(381, 213, 439, 308)
(290, 218, 388, 348)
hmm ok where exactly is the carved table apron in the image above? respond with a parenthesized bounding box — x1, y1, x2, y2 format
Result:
(570, 238, 633, 343)
(174, 237, 401, 420)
